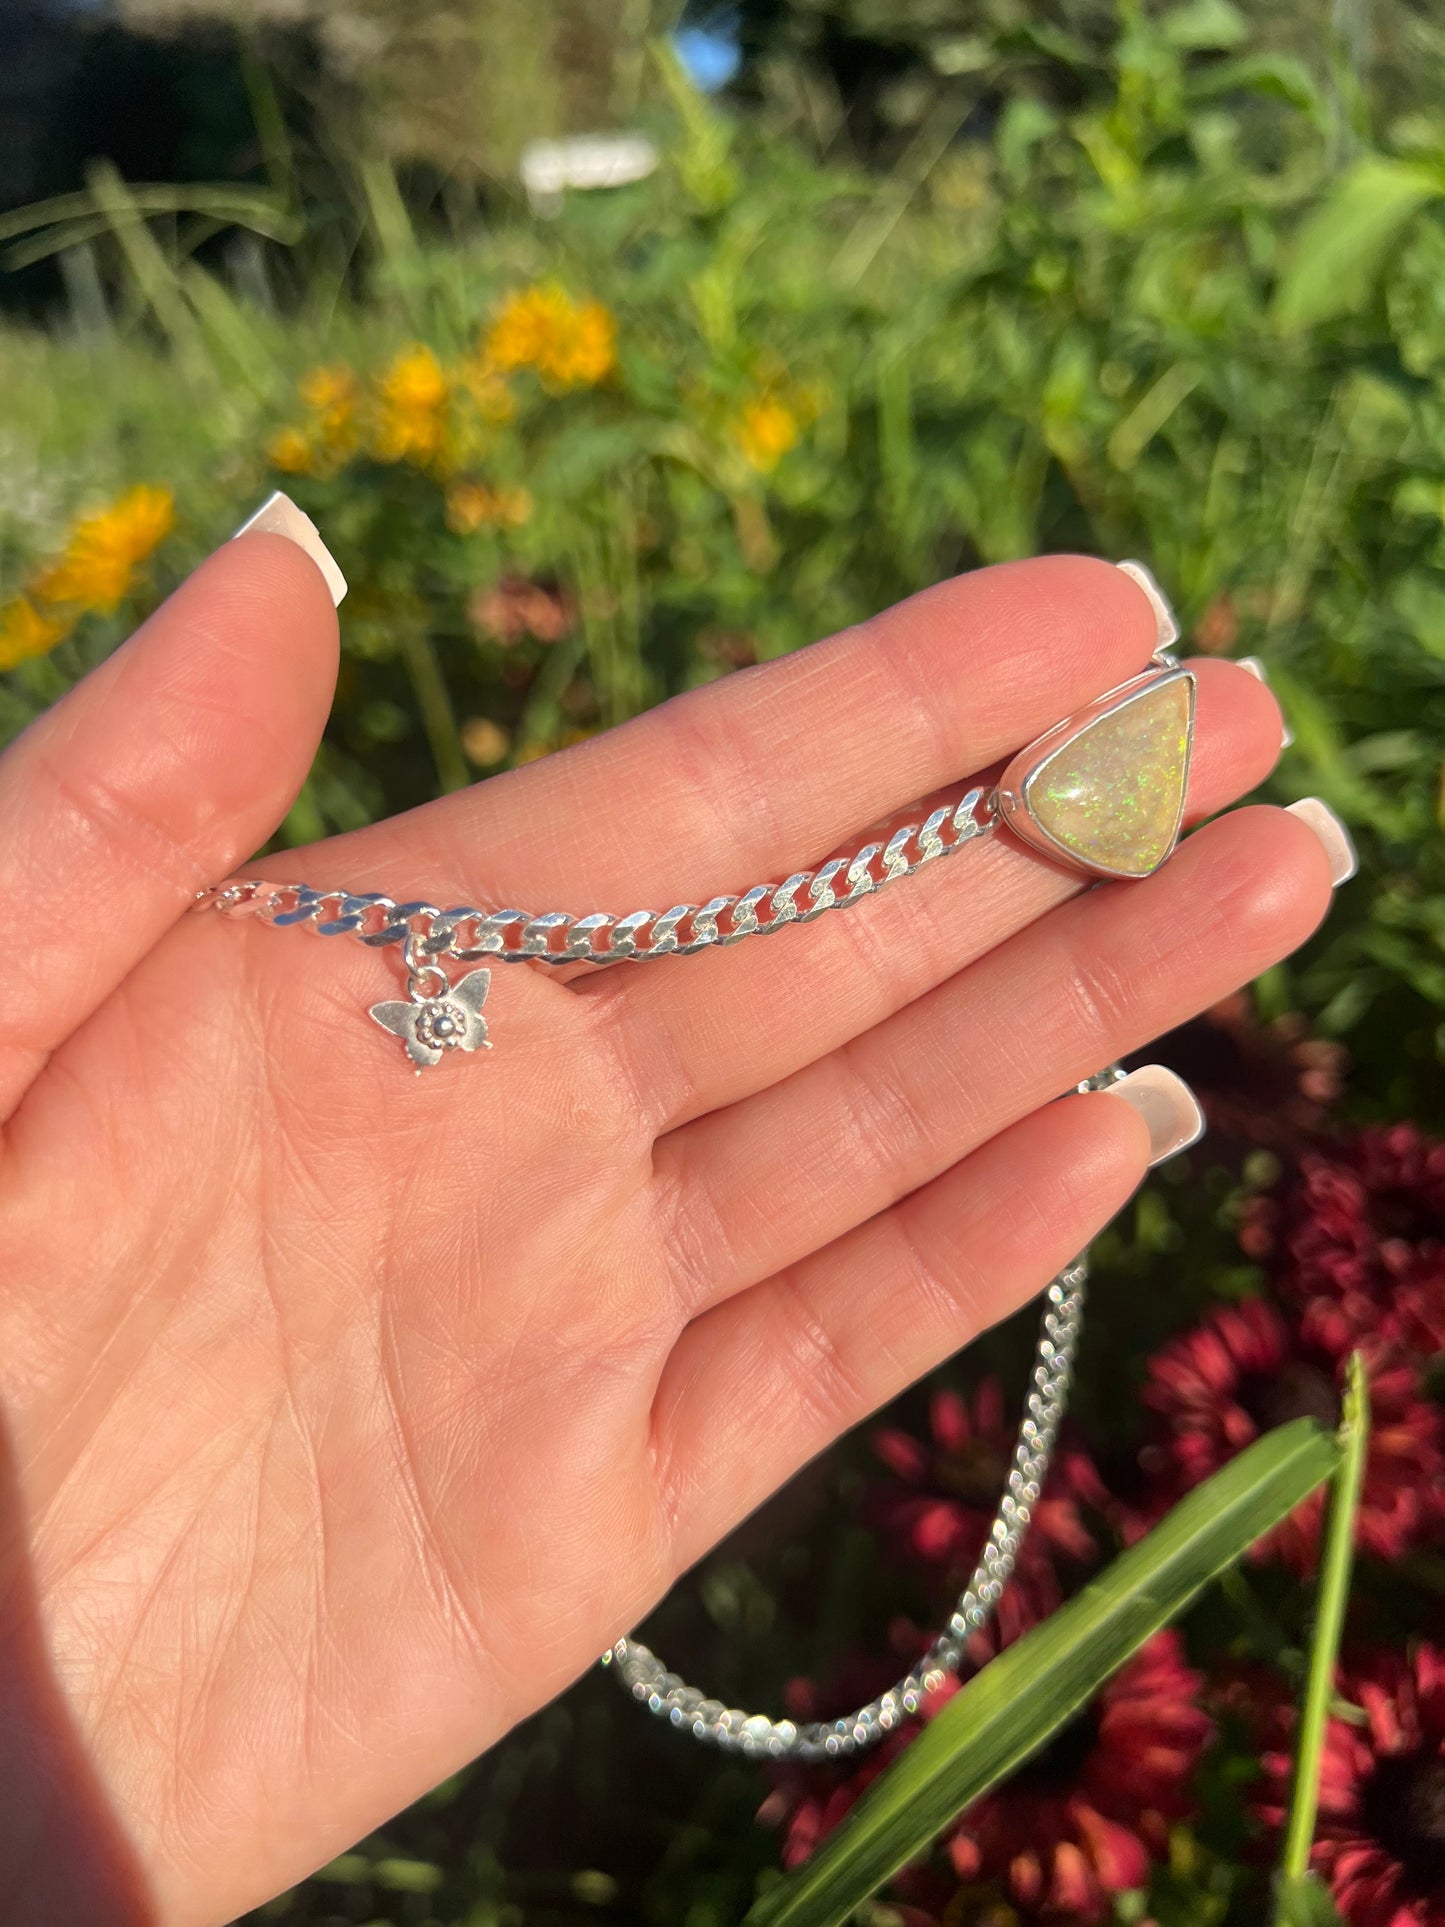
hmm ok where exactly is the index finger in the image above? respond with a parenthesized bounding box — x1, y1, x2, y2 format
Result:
(318, 556, 1173, 917)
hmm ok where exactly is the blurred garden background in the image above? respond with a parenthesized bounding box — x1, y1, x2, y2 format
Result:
(2, 2, 1444, 1923)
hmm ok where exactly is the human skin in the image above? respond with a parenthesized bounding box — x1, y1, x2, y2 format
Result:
(0, 532, 1336, 1924)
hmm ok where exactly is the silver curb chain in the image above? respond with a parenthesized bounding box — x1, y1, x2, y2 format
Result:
(191, 557, 1183, 1757)
(193, 785, 997, 964)
(601, 1144, 1112, 1759)
(194, 829, 1118, 1759)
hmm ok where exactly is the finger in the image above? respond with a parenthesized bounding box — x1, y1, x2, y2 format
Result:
(310, 554, 1165, 927)
(0, 505, 341, 1117)
(599, 657, 1285, 1131)
(652, 804, 1334, 1321)
(650, 1088, 1151, 1574)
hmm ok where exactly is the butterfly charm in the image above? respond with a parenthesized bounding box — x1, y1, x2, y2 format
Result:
(369, 968, 492, 1072)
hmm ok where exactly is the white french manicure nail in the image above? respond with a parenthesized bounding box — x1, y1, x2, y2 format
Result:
(1235, 656, 1293, 747)
(1100, 1064, 1205, 1166)
(232, 490, 347, 608)
(1116, 559, 1180, 651)
(1287, 798, 1357, 887)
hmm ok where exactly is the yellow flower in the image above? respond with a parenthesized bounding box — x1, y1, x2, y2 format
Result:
(371, 344, 451, 466)
(483, 284, 616, 391)
(460, 716, 511, 766)
(0, 596, 70, 670)
(381, 343, 448, 412)
(31, 484, 176, 614)
(298, 362, 355, 421)
(734, 394, 801, 473)
(459, 355, 516, 424)
(493, 486, 533, 528)
(266, 426, 317, 475)
(445, 480, 533, 535)
(445, 481, 488, 534)
(485, 286, 566, 372)
(296, 363, 359, 459)
(513, 724, 597, 765)
(552, 301, 616, 388)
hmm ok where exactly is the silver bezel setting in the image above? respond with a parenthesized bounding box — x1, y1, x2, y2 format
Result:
(995, 665, 1197, 882)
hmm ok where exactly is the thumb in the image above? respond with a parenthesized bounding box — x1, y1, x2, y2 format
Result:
(0, 493, 343, 1119)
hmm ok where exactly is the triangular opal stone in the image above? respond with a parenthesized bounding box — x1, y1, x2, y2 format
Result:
(1027, 678, 1192, 878)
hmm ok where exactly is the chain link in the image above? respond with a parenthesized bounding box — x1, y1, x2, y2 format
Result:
(193, 786, 996, 966)
(602, 1242, 1095, 1760)
(195, 797, 1115, 1758)
(193, 553, 1186, 1754)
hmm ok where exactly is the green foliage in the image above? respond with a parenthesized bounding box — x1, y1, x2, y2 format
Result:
(1275, 1356, 1370, 1901)
(5, 9, 1444, 1116)
(747, 1420, 1340, 1927)
(1276, 1876, 1349, 1927)
(1272, 155, 1442, 330)
(2, 13, 1444, 1922)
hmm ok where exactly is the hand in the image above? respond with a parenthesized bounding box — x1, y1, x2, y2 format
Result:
(0, 523, 1337, 1925)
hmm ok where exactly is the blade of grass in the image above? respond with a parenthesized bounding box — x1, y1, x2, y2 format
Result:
(398, 623, 470, 796)
(180, 265, 284, 397)
(514, 629, 588, 758)
(1274, 1352, 1370, 1920)
(0, 183, 301, 247)
(238, 37, 297, 210)
(746, 1418, 1340, 1927)
(85, 162, 209, 375)
(358, 159, 428, 327)
(1276, 1872, 1348, 1926)
(3, 215, 116, 274)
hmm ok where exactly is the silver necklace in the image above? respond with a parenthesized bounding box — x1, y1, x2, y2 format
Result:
(196, 561, 1186, 1756)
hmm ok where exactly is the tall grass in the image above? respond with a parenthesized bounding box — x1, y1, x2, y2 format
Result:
(2, 23, 1443, 1123)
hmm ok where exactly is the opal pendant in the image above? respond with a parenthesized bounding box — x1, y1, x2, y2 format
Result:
(996, 666, 1196, 881)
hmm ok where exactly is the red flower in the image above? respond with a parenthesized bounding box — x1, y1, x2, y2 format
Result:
(466, 571, 575, 645)
(1203, 1656, 1296, 1751)
(1244, 1126, 1445, 1362)
(871, 1382, 1112, 1645)
(760, 1652, 962, 1875)
(1139, 1299, 1445, 1571)
(761, 1632, 1210, 1925)
(944, 1631, 1213, 1923)
(1147, 992, 1345, 1154)
(1258, 1644, 1445, 1925)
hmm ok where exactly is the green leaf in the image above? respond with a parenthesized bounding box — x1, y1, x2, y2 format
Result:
(1390, 573, 1445, 661)
(1276, 1356, 1371, 1903)
(1161, 0, 1249, 51)
(534, 426, 644, 498)
(745, 1421, 1339, 1927)
(1192, 53, 1325, 118)
(1274, 156, 1441, 332)
(1275, 1874, 1347, 1926)
(372, 1857, 445, 1894)
(997, 98, 1058, 184)
(0, 180, 301, 247)
(1266, 668, 1409, 840)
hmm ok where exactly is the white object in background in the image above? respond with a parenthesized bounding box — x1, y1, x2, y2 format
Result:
(520, 135, 659, 216)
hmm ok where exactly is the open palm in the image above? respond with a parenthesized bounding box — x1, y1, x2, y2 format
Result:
(0, 529, 1333, 1926)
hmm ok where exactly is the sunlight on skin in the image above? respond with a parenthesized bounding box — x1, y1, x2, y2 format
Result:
(0, 536, 1334, 1925)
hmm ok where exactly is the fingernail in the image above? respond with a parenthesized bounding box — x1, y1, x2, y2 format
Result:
(232, 490, 347, 608)
(1099, 1064, 1205, 1166)
(1115, 559, 1180, 651)
(1235, 656, 1293, 747)
(1286, 798, 1357, 887)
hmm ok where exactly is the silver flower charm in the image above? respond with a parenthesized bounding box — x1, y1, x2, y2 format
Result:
(369, 968, 492, 1072)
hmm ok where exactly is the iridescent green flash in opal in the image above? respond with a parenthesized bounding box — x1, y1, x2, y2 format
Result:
(1027, 678, 1192, 878)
